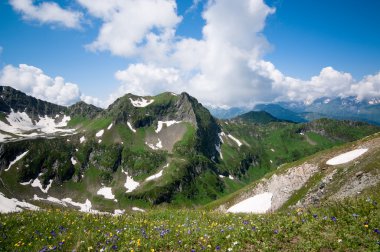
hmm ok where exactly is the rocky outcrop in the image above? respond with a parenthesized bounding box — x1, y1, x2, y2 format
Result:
(0, 86, 67, 120)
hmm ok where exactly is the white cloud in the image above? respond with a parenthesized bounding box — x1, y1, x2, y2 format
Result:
(350, 72, 380, 100)
(105, 0, 279, 107)
(0, 64, 81, 105)
(80, 94, 106, 108)
(78, 0, 181, 57)
(107, 0, 380, 107)
(108, 64, 180, 104)
(9, 0, 82, 28)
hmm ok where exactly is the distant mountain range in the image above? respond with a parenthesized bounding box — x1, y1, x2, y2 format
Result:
(209, 96, 380, 125)
(1, 85, 380, 214)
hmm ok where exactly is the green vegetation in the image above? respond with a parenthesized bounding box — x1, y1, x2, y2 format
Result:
(1, 195, 379, 251)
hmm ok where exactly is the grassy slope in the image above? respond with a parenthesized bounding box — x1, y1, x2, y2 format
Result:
(0, 196, 379, 251)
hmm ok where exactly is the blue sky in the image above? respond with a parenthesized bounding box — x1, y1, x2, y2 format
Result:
(0, 0, 380, 107)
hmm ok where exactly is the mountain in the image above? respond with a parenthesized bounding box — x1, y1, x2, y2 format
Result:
(253, 104, 307, 123)
(207, 106, 248, 119)
(279, 96, 380, 125)
(233, 111, 284, 124)
(210, 96, 380, 126)
(0, 86, 379, 214)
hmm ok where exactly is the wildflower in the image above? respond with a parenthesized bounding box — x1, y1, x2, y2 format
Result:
(88, 246, 93, 251)
(111, 245, 118, 250)
(274, 229, 279, 234)
(374, 228, 380, 234)
(216, 245, 221, 250)
(312, 214, 318, 219)
(150, 249, 155, 252)
(137, 239, 141, 246)
(337, 239, 342, 243)
(364, 224, 369, 228)
(331, 217, 337, 222)
(352, 213, 359, 218)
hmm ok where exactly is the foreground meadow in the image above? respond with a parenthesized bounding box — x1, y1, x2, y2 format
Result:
(0, 197, 379, 252)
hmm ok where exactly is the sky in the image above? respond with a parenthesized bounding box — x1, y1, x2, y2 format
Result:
(0, 0, 380, 108)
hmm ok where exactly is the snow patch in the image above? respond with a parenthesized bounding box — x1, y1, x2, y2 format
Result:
(33, 195, 67, 206)
(129, 98, 154, 107)
(132, 207, 145, 212)
(219, 175, 225, 178)
(0, 192, 39, 213)
(227, 192, 273, 214)
(31, 178, 53, 194)
(71, 157, 77, 165)
(218, 132, 226, 143)
(146, 139, 163, 150)
(107, 123, 113, 130)
(227, 134, 242, 147)
(271, 148, 275, 152)
(127, 122, 136, 133)
(215, 144, 223, 159)
(98, 139, 102, 144)
(80, 136, 86, 143)
(96, 129, 104, 138)
(97, 187, 115, 200)
(326, 149, 368, 165)
(229, 175, 235, 180)
(61, 198, 98, 213)
(145, 163, 168, 181)
(114, 209, 125, 216)
(5, 150, 29, 171)
(0, 111, 75, 142)
(123, 170, 140, 193)
(155, 120, 182, 133)
(20, 179, 33, 186)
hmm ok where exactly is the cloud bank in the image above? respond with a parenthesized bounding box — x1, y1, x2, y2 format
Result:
(6, 0, 380, 108)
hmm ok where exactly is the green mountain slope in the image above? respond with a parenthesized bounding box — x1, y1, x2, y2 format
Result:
(0, 86, 379, 213)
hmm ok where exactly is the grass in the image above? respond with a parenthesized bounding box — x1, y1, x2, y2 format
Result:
(0, 196, 379, 251)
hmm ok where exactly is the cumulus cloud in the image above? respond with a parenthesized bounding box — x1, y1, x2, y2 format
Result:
(0, 64, 81, 105)
(104, 0, 380, 108)
(80, 94, 106, 108)
(9, 0, 82, 28)
(350, 72, 380, 100)
(108, 64, 181, 104)
(78, 0, 181, 57)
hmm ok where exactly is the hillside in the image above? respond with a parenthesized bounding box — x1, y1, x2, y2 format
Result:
(212, 131, 380, 215)
(0, 86, 379, 215)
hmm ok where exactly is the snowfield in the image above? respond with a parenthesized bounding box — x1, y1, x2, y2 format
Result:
(5, 150, 29, 171)
(129, 98, 154, 107)
(0, 192, 39, 213)
(97, 187, 115, 200)
(326, 148, 368, 165)
(155, 120, 182, 133)
(227, 192, 273, 214)
(0, 110, 75, 142)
